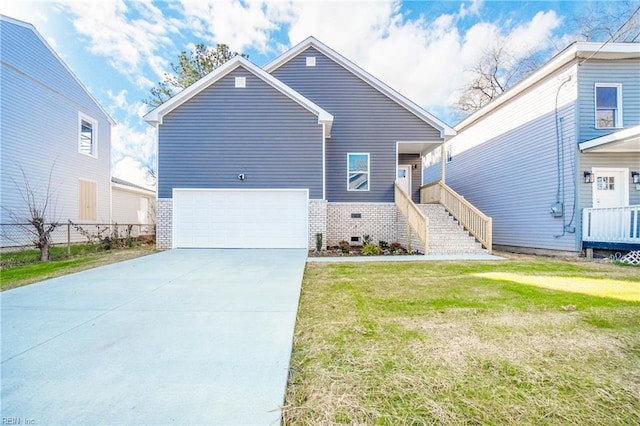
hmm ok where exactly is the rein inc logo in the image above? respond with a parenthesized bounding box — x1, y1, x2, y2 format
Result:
(2, 418, 35, 425)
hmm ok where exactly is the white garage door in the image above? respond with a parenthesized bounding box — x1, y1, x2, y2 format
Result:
(173, 189, 308, 248)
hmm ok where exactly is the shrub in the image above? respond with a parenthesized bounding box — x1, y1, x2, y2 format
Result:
(389, 242, 403, 254)
(338, 240, 350, 254)
(362, 234, 372, 245)
(315, 233, 323, 252)
(361, 243, 383, 256)
(378, 240, 389, 249)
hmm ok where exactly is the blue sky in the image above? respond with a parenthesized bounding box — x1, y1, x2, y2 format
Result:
(1, 1, 606, 188)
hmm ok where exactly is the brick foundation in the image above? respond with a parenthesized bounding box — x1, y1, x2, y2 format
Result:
(156, 198, 172, 249)
(308, 199, 328, 250)
(326, 203, 397, 247)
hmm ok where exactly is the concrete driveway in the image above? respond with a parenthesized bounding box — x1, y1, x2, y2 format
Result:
(1, 249, 307, 425)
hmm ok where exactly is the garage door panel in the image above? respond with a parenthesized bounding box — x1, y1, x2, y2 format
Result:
(174, 189, 308, 248)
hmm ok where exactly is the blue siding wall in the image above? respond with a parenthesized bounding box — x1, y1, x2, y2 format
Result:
(1, 19, 112, 225)
(271, 47, 442, 202)
(157, 67, 324, 199)
(577, 59, 640, 142)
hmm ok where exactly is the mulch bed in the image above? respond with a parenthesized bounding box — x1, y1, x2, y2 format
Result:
(308, 245, 421, 257)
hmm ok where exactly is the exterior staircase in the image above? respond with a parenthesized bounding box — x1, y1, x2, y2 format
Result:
(398, 204, 488, 255)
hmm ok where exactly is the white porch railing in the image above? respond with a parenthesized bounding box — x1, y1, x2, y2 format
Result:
(582, 206, 640, 243)
(395, 182, 429, 254)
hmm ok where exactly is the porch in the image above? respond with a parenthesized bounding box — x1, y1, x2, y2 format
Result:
(582, 205, 640, 250)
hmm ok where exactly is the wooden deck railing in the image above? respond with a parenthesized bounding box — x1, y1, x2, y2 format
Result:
(583, 205, 640, 243)
(395, 182, 429, 254)
(420, 181, 493, 253)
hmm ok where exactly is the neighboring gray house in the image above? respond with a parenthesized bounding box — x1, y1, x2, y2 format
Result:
(145, 37, 474, 251)
(424, 42, 640, 255)
(0, 15, 114, 245)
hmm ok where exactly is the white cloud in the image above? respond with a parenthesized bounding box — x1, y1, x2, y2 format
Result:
(178, 0, 279, 53)
(112, 156, 154, 189)
(61, 0, 173, 88)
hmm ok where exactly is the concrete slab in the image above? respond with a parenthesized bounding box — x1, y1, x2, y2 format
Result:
(1, 249, 307, 425)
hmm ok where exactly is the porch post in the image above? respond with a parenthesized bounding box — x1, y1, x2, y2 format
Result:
(440, 142, 446, 184)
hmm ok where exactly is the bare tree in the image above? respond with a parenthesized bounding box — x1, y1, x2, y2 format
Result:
(457, 43, 543, 114)
(3, 167, 59, 261)
(456, 4, 640, 117)
(573, 1, 640, 42)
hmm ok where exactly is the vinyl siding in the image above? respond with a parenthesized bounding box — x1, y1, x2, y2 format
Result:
(0, 19, 111, 226)
(271, 47, 442, 202)
(157, 67, 324, 199)
(426, 62, 580, 252)
(577, 59, 640, 143)
(112, 188, 155, 225)
(578, 152, 640, 209)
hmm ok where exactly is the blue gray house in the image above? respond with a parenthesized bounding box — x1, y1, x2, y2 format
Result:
(423, 42, 640, 255)
(145, 37, 493, 253)
(0, 15, 114, 246)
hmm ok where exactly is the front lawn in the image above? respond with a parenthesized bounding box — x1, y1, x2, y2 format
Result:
(284, 255, 640, 424)
(1, 245, 156, 291)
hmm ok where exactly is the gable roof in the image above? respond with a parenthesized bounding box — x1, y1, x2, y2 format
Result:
(143, 55, 334, 138)
(264, 36, 455, 138)
(0, 15, 116, 126)
(456, 42, 640, 131)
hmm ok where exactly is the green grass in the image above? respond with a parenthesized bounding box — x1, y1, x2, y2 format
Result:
(283, 255, 640, 425)
(1, 245, 156, 291)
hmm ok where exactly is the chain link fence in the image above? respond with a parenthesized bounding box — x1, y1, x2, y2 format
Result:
(0, 222, 155, 252)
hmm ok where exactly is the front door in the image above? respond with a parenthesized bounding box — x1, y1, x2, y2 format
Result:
(592, 168, 628, 208)
(397, 165, 411, 196)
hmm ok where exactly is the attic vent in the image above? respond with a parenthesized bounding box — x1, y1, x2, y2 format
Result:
(235, 76, 246, 88)
(306, 56, 316, 67)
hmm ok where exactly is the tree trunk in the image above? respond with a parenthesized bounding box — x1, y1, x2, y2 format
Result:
(40, 241, 50, 261)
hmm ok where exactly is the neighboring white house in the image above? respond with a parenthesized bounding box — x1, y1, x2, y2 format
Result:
(111, 177, 156, 232)
(0, 15, 114, 246)
(423, 42, 640, 255)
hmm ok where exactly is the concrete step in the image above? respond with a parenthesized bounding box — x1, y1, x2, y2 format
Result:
(414, 203, 488, 255)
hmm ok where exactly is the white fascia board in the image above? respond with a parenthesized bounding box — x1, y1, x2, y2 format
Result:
(265, 36, 454, 138)
(143, 55, 333, 137)
(455, 42, 640, 131)
(1, 15, 117, 126)
(579, 125, 640, 152)
(112, 182, 156, 197)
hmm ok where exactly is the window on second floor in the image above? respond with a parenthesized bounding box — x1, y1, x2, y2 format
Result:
(595, 83, 622, 129)
(79, 114, 97, 156)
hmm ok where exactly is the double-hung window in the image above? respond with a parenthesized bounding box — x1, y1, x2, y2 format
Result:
(595, 83, 622, 129)
(347, 153, 370, 191)
(79, 114, 97, 156)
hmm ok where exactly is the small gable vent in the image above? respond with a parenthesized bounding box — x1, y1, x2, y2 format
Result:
(235, 76, 246, 88)
(306, 56, 316, 67)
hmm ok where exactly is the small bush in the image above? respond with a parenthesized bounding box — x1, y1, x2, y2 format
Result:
(315, 233, 324, 252)
(361, 243, 383, 256)
(378, 240, 389, 249)
(389, 242, 403, 254)
(338, 240, 350, 254)
(362, 234, 372, 245)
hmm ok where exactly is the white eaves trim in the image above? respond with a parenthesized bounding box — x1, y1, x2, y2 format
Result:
(579, 125, 640, 152)
(143, 56, 334, 138)
(1, 15, 116, 126)
(264, 36, 455, 138)
(456, 42, 640, 131)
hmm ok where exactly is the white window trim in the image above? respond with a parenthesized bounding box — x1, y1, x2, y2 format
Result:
(234, 76, 246, 88)
(347, 152, 370, 192)
(78, 112, 98, 158)
(594, 83, 623, 129)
